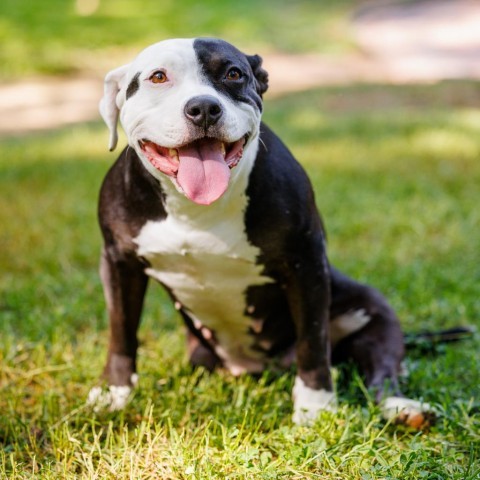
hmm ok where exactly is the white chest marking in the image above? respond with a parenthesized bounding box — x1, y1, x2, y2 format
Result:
(134, 143, 273, 374)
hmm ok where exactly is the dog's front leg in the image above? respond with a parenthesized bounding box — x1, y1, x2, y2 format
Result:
(88, 246, 148, 411)
(286, 245, 336, 425)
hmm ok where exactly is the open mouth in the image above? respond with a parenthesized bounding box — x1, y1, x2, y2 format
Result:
(139, 135, 249, 205)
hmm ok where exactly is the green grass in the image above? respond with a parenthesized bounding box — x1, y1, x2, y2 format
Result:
(1, 81, 479, 478)
(0, 0, 354, 80)
(2, 2, 479, 477)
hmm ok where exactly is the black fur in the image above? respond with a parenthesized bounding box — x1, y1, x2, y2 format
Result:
(193, 38, 264, 112)
(96, 39, 410, 415)
(126, 72, 140, 100)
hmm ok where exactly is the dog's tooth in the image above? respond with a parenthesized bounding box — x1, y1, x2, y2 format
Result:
(221, 143, 226, 156)
(169, 148, 179, 162)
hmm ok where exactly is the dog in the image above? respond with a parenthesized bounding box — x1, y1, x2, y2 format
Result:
(88, 38, 431, 427)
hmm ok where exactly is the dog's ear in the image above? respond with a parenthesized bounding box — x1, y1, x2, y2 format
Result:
(247, 54, 268, 97)
(99, 64, 130, 151)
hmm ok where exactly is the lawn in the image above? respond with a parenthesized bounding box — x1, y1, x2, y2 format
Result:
(1, 0, 480, 478)
(1, 81, 479, 479)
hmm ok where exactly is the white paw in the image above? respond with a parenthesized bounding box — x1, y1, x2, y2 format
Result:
(87, 385, 132, 412)
(292, 376, 337, 425)
(382, 396, 434, 429)
(87, 374, 138, 412)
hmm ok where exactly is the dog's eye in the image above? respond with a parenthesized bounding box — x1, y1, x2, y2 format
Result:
(150, 71, 168, 84)
(225, 68, 243, 81)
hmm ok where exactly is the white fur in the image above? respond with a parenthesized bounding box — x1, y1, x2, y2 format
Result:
(100, 38, 261, 195)
(87, 385, 132, 412)
(382, 396, 431, 421)
(134, 137, 274, 375)
(330, 308, 371, 347)
(100, 38, 269, 375)
(292, 376, 337, 425)
(87, 373, 138, 412)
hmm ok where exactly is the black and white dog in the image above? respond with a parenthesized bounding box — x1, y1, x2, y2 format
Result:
(89, 38, 430, 427)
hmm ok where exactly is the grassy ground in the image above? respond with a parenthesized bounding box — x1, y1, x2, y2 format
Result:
(1, 0, 479, 477)
(1, 80, 479, 478)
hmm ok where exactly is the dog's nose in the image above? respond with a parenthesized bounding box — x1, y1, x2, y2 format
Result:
(184, 95, 223, 129)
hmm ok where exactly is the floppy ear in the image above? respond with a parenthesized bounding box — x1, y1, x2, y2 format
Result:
(99, 64, 130, 151)
(247, 54, 269, 97)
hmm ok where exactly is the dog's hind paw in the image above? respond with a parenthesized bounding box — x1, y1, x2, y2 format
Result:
(382, 396, 436, 429)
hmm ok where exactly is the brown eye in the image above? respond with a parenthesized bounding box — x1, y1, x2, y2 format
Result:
(150, 71, 167, 84)
(225, 68, 242, 81)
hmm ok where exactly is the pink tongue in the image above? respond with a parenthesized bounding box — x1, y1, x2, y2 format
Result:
(176, 139, 230, 205)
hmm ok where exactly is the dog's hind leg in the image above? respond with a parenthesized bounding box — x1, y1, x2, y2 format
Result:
(186, 328, 221, 372)
(329, 267, 433, 429)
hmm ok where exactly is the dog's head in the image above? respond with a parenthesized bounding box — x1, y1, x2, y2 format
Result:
(100, 38, 268, 205)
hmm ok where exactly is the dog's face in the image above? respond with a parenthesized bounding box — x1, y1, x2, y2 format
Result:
(100, 38, 268, 205)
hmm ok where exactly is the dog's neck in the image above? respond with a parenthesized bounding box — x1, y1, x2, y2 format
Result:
(155, 134, 260, 228)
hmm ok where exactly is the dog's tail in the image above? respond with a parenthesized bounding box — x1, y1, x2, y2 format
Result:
(404, 326, 476, 352)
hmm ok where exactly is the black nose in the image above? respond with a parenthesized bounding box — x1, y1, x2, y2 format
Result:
(184, 95, 223, 129)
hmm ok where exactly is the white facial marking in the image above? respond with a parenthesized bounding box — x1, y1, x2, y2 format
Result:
(292, 376, 337, 425)
(382, 396, 432, 421)
(330, 308, 371, 347)
(110, 38, 261, 197)
(134, 137, 273, 375)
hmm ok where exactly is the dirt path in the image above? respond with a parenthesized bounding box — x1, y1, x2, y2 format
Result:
(1, 0, 479, 137)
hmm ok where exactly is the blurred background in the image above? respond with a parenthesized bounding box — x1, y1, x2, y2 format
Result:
(1, 0, 480, 135)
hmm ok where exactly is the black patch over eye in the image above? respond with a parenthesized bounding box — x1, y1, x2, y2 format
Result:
(225, 67, 243, 81)
(149, 70, 168, 84)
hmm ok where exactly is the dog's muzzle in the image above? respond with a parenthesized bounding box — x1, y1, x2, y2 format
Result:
(139, 135, 248, 205)
(184, 95, 223, 130)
